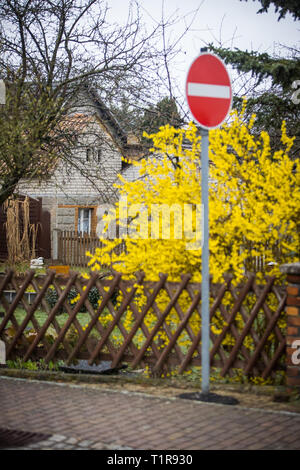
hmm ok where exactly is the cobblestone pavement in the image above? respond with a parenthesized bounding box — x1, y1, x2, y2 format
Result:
(0, 376, 300, 450)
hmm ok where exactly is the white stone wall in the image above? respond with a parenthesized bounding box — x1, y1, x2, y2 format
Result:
(17, 116, 122, 219)
(122, 162, 143, 182)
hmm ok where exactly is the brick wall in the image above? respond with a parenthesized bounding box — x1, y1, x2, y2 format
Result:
(280, 262, 300, 393)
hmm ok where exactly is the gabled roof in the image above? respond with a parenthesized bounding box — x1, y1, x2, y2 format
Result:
(69, 85, 145, 163)
(84, 86, 127, 148)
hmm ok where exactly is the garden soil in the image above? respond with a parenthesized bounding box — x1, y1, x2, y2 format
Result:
(81, 380, 300, 414)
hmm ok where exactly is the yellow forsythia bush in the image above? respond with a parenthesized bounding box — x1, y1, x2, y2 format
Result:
(85, 105, 299, 379)
(88, 105, 299, 283)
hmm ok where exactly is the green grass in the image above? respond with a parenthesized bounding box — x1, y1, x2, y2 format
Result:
(8, 307, 92, 329)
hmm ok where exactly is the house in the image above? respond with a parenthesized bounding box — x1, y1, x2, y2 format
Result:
(16, 87, 145, 260)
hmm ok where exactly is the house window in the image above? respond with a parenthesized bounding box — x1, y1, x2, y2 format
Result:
(77, 208, 93, 234)
(86, 148, 92, 162)
(86, 147, 101, 163)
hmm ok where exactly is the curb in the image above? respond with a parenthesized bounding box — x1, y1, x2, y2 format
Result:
(1, 374, 300, 418)
(0, 366, 285, 396)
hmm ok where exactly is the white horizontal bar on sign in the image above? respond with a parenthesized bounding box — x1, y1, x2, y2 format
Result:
(187, 82, 230, 99)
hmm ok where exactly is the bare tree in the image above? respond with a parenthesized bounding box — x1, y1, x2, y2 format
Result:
(0, 0, 201, 205)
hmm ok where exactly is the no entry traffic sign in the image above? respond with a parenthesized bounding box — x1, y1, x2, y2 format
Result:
(184, 51, 232, 398)
(185, 52, 232, 129)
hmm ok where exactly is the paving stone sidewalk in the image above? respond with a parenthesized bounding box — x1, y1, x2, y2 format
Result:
(0, 376, 300, 450)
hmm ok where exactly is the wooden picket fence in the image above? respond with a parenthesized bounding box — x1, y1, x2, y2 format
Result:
(0, 269, 287, 379)
(58, 231, 101, 267)
(57, 231, 281, 272)
(57, 231, 126, 267)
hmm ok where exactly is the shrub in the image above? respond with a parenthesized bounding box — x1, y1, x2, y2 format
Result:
(45, 286, 101, 312)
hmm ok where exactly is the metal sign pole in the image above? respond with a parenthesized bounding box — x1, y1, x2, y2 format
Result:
(184, 50, 238, 405)
(201, 127, 210, 395)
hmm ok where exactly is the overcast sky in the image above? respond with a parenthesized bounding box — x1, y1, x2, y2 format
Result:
(107, 0, 299, 103)
(109, 0, 299, 52)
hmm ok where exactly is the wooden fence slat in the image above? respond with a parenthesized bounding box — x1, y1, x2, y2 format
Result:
(110, 273, 167, 369)
(58, 231, 62, 262)
(23, 272, 78, 361)
(218, 302, 257, 373)
(65, 272, 120, 365)
(62, 231, 66, 264)
(0, 270, 35, 335)
(153, 289, 201, 374)
(88, 273, 143, 366)
(229, 282, 272, 373)
(218, 283, 262, 376)
(0, 285, 30, 349)
(116, 280, 164, 364)
(262, 339, 286, 379)
(7, 271, 56, 357)
(70, 231, 73, 266)
(178, 278, 231, 374)
(209, 274, 255, 361)
(221, 276, 275, 376)
(148, 283, 186, 364)
(44, 271, 98, 363)
(51, 273, 91, 353)
(260, 284, 285, 344)
(74, 231, 77, 266)
(131, 273, 191, 369)
(246, 293, 287, 376)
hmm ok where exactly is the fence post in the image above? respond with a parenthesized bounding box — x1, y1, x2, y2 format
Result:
(52, 229, 61, 262)
(280, 262, 300, 394)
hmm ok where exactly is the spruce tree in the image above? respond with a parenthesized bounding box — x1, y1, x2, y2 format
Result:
(209, 1, 300, 155)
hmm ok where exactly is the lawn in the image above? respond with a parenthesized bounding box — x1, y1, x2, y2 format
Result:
(11, 307, 92, 329)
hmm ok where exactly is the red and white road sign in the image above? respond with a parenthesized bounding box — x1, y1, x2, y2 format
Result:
(185, 53, 232, 129)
